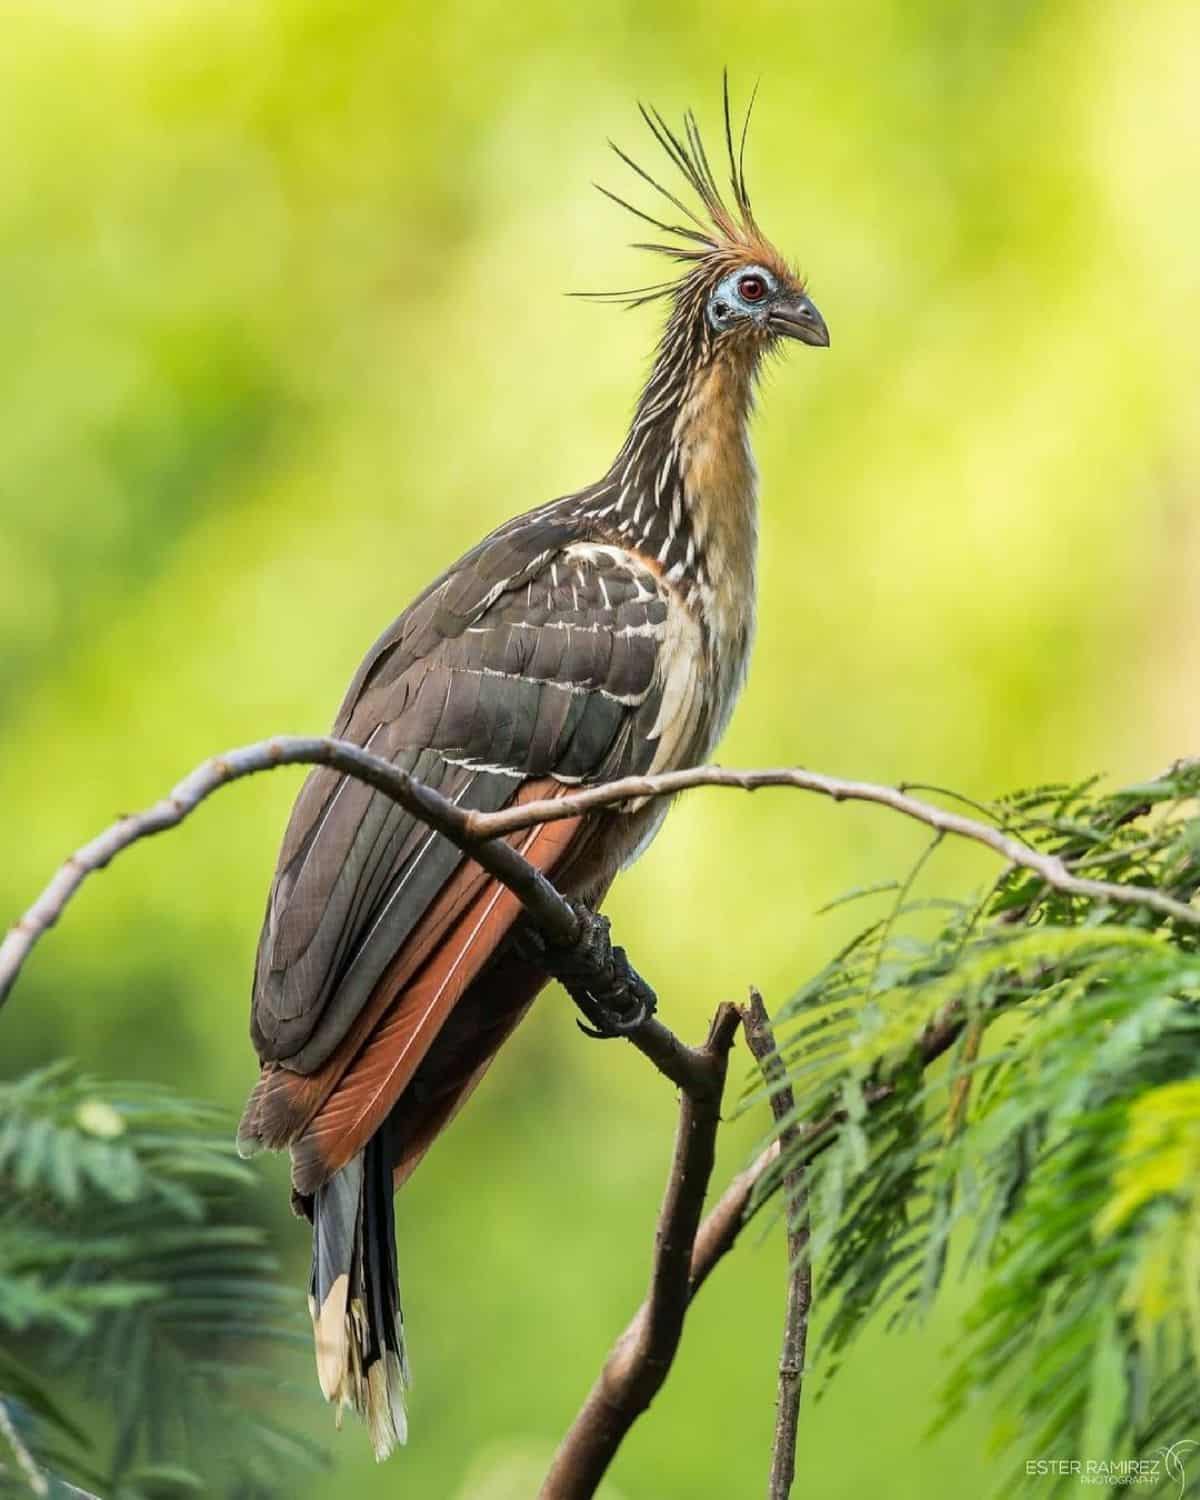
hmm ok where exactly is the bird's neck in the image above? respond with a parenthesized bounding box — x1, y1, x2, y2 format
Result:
(596, 336, 762, 611)
(579, 333, 761, 753)
(668, 349, 760, 605)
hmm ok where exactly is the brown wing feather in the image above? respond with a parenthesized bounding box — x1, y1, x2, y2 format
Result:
(385, 859, 623, 1191)
(241, 779, 577, 1153)
(388, 948, 550, 1190)
(241, 849, 494, 1152)
(285, 787, 581, 1194)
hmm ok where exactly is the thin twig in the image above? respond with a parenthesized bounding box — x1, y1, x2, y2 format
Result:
(751, 996, 969, 1212)
(945, 1014, 985, 1141)
(468, 765, 1200, 926)
(540, 1003, 743, 1500)
(744, 991, 809, 1500)
(686, 997, 970, 1281)
(3, 739, 1193, 1015)
(0, 1397, 48, 1497)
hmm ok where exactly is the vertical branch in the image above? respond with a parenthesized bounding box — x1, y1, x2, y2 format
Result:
(540, 1003, 743, 1500)
(744, 991, 810, 1500)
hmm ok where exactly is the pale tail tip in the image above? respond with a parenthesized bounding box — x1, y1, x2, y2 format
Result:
(368, 1350, 409, 1460)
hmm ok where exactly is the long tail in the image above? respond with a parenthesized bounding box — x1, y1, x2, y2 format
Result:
(308, 1131, 409, 1459)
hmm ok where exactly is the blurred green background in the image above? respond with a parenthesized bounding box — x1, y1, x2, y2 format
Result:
(2, 1, 1198, 1495)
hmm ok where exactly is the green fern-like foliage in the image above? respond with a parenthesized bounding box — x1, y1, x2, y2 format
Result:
(763, 762, 1200, 1495)
(0, 1064, 323, 1499)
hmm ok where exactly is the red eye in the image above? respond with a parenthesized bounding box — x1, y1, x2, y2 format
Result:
(738, 274, 767, 302)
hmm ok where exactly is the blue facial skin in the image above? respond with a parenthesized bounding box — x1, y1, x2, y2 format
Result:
(706, 264, 778, 332)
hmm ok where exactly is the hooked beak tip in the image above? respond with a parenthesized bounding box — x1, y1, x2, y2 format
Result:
(770, 295, 830, 348)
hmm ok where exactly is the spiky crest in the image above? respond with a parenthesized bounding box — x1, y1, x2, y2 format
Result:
(578, 74, 797, 310)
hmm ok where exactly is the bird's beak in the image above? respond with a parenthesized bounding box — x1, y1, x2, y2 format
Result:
(768, 294, 830, 348)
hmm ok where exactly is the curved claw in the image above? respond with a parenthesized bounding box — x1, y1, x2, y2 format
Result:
(529, 902, 658, 1040)
(575, 990, 655, 1039)
(573, 986, 639, 1040)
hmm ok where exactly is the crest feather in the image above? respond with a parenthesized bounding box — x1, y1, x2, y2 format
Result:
(582, 74, 792, 310)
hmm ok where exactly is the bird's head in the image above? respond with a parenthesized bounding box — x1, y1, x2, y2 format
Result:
(584, 80, 828, 365)
(703, 255, 828, 351)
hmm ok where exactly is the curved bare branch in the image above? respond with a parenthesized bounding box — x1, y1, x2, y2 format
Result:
(3, 737, 1195, 1011)
(467, 765, 1199, 927)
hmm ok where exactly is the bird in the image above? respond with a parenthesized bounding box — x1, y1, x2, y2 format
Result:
(237, 82, 828, 1459)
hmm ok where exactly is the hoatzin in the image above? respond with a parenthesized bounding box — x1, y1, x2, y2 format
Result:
(238, 86, 828, 1456)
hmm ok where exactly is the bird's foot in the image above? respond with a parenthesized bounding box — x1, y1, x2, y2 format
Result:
(519, 905, 657, 1038)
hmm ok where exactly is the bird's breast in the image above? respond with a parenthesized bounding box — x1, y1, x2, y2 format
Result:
(644, 552, 755, 776)
(672, 358, 760, 754)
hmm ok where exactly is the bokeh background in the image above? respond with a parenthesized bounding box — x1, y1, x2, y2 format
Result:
(2, 1, 1198, 1496)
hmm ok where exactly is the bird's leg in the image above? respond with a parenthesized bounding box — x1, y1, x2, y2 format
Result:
(517, 905, 658, 1038)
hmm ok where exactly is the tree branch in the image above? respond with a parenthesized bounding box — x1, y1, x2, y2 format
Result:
(0, 736, 576, 1009)
(0, 711, 985, 1497)
(3, 739, 1192, 1017)
(1, 734, 1183, 1492)
(0, 736, 710, 1093)
(642, 996, 971, 1295)
(540, 1002, 743, 1500)
(744, 992, 810, 1500)
(541, 995, 972, 1498)
(467, 765, 1200, 927)
(0, 1396, 48, 1497)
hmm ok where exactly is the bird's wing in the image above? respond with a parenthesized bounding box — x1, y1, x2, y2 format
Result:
(242, 527, 704, 1185)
